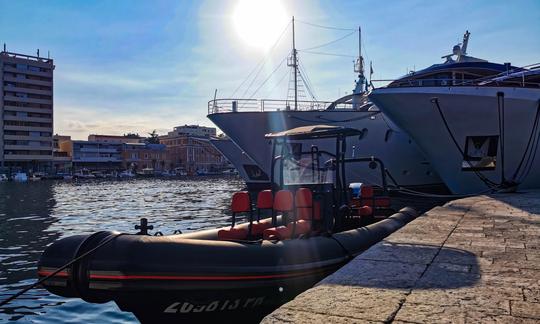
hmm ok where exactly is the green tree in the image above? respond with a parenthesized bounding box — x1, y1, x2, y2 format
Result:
(146, 130, 160, 144)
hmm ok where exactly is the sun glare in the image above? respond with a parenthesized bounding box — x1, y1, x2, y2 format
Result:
(232, 0, 289, 50)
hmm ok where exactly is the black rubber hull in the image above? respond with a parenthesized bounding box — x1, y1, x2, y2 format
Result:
(38, 208, 417, 323)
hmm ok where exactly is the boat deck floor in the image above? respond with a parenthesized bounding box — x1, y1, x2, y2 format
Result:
(262, 191, 540, 323)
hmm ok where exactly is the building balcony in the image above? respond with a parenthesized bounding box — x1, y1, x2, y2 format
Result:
(4, 145, 52, 151)
(3, 66, 53, 78)
(78, 148, 119, 153)
(4, 135, 53, 141)
(72, 157, 122, 163)
(3, 85, 52, 96)
(3, 105, 53, 114)
(4, 115, 53, 123)
(3, 76, 52, 87)
(4, 154, 53, 161)
(3, 95, 52, 105)
(4, 125, 52, 132)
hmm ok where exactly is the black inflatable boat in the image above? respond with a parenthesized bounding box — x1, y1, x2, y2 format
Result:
(38, 126, 418, 322)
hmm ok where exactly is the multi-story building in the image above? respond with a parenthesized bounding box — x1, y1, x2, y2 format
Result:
(88, 134, 142, 144)
(1, 48, 55, 172)
(165, 125, 216, 138)
(121, 143, 167, 171)
(160, 125, 227, 174)
(69, 140, 123, 171)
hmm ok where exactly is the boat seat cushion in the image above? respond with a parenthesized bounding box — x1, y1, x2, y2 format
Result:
(218, 227, 248, 240)
(273, 190, 294, 212)
(250, 222, 272, 235)
(358, 205, 373, 216)
(257, 190, 273, 209)
(286, 220, 311, 235)
(263, 226, 292, 240)
(231, 191, 251, 213)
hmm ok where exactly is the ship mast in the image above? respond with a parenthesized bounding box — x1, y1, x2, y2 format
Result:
(292, 16, 298, 110)
(353, 26, 365, 95)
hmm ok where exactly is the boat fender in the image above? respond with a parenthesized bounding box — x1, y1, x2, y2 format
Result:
(70, 231, 120, 304)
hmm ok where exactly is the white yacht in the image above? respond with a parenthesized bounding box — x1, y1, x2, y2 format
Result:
(210, 137, 271, 190)
(369, 31, 540, 194)
(208, 20, 446, 193)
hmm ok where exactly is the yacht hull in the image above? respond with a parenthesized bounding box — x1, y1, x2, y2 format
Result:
(208, 110, 445, 192)
(210, 138, 271, 191)
(370, 86, 540, 194)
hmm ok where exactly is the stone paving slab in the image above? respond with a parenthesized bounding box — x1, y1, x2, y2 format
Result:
(262, 191, 540, 323)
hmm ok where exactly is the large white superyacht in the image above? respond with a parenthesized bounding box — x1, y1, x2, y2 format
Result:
(208, 20, 446, 193)
(369, 31, 540, 194)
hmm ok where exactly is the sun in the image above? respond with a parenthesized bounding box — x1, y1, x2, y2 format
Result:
(232, 0, 289, 50)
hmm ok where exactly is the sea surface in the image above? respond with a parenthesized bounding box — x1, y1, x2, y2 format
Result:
(0, 177, 245, 323)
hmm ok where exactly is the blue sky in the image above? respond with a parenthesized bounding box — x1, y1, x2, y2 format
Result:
(1, 0, 539, 139)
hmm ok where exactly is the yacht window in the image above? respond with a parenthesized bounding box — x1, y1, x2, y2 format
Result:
(462, 135, 498, 171)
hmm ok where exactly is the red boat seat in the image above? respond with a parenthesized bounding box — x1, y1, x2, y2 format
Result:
(273, 190, 294, 212)
(257, 190, 273, 209)
(231, 191, 251, 213)
(219, 191, 252, 241)
(286, 219, 311, 235)
(359, 186, 391, 208)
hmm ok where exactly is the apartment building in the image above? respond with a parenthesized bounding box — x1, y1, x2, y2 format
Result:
(88, 134, 143, 144)
(69, 140, 123, 171)
(1, 48, 55, 172)
(160, 126, 227, 174)
(166, 125, 216, 138)
(121, 143, 167, 171)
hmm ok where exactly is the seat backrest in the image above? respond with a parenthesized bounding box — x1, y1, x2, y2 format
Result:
(295, 188, 312, 208)
(360, 185, 374, 198)
(273, 190, 294, 212)
(257, 190, 273, 209)
(231, 191, 251, 213)
(295, 188, 313, 221)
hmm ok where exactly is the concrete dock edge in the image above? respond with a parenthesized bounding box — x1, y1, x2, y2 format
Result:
(262, 192, 540, 323)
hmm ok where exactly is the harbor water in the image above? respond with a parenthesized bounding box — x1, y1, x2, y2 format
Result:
(0, 177, 245, 323)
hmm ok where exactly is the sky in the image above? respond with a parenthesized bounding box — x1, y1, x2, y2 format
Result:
(1, 0, 539, 140)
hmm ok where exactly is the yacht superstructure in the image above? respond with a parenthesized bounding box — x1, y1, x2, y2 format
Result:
(370, 31, 540, 194)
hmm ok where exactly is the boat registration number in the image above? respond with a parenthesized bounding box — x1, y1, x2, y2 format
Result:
(164, 296, 265, 313)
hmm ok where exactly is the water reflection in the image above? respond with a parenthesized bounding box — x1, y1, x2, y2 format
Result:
(0, 177, 244, 323)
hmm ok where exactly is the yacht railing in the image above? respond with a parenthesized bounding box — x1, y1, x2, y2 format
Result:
(372, 63, 540, 89)
(208, 98, 354, 114)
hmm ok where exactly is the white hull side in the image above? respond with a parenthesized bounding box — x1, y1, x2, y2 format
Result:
(210, 138, 270, 188)
(370, 87, 540, 194)
(208, 110, 443, 189)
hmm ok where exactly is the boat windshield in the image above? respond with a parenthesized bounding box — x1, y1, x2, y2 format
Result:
(279, 155, 335, 186)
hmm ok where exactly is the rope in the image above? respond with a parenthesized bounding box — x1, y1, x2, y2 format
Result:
(298, 50, 356, 58)
(512, 99, 540, 182)
(232, 21, 291, 98)
(300, 30, 356, 51)
(0, 233, 123, 308)
(295, 19, 355, 31)
(431, 98, 499, 188)
(247, 56, 288, 101)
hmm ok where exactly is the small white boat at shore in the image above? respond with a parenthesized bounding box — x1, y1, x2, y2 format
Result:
(13, 172, 28, 182)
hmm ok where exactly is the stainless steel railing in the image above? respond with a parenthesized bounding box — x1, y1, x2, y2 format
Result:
(208, 98, 354, 114)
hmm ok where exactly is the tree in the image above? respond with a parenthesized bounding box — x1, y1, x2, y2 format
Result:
(146, 130, 160, 144)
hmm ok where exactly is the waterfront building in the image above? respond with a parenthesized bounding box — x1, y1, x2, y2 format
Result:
(159, 125, 226, 174)
(53, 134, 72, 173)
(165, 125, 216, 138)
(69, 140, 123, 171)
(88, 134, 143, 144)
(121, 143, 167, 171)
(1, 48, 55, 173)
